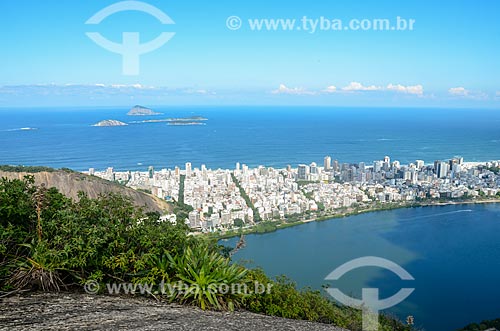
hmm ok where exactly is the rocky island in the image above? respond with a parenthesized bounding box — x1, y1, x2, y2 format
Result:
(127, 105, 162, 116)
(92, 120, 128, 127)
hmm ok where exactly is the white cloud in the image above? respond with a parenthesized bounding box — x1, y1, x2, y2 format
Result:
(448, 87, 490, 100)
(110, 83, 152, 89)
(386, 84, 424, 95)
(271, 84, 315, 95)
(0, 84, 215, 97)
(275, 82, 425, 96)
(448, 87, 469, 96)
(323, 85, 337, 93)
(342, 82, 381, 92)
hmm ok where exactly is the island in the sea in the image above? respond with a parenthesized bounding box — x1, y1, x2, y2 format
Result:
(130, 116, 208, 126)
(127, 105, 162, 116)
(92, 120, 128, 127)
(167, 121, 206, 126)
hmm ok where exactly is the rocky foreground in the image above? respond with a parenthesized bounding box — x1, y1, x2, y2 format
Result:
(0, 292, 345, 331)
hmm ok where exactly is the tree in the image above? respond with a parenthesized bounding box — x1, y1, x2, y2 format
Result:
(233, 218, 244, 227)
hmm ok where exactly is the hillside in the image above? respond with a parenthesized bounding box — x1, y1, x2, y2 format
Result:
(0, 167, 170, 213)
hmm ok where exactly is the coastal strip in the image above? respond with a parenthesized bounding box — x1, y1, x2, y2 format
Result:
(85, 156, 500, 237)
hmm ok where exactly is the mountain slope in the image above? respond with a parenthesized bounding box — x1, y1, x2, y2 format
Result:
(0, 168, 170, 213)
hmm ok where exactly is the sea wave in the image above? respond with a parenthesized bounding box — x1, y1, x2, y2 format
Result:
(3, 127, 38, 132)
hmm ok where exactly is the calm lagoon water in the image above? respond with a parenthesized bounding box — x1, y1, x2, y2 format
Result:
(226, 204, 500, 331)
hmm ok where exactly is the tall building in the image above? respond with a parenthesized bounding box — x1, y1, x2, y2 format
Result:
(106, 167, 114, 181)
(310, 162, 318, 174)
(434, 160, 440, 172)
(436, 161, 450, 178)
(297, 164, 310, 180)
(383, 156, 391, 171)
(416, 160, 425, 169)
(449, 157, 463, 169)
(332, 160, 339, 172)
(324, 156, 331, 171)
(148, 166, 154, 179)
(235, 162, 240, 171)
(185, 162, 192, 177)
(188, 210, 201, 228)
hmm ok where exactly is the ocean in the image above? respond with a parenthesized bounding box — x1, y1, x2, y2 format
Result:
(1, 106, 499, 171)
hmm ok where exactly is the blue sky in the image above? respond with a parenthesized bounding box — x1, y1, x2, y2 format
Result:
(0, 0, 499, 107)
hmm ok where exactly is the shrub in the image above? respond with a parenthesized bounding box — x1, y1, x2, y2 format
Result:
(167, 245, 248, 311)
(0, 176, 412, 331)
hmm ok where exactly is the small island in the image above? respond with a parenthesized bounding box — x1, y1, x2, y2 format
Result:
(167, 121, 206, 126)
(92, 120, 128, 127)
(127, 105, 162, 116)
(167, 116, 208, 121)
(130, 116, 209, 125)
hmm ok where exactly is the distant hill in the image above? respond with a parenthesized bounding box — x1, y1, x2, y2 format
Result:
(127, 105, 162, 116)
(0, 166, 170, 213)
(92, 120, 128, 127)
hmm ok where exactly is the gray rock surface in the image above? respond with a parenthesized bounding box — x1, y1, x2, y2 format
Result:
(0, 292, 345, 331)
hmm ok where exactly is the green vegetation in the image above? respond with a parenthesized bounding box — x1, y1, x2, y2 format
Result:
(231, 173, 261, 222)
(233, 218, 244, 227)
(0, 176, 193, 293)
(167, 245, 248, 311)
(0, 165, 55, 173)
(487, 167, 500, 174)
(246, 269, 410, 331)
(0, 176, 410, 330)
(178, 174, 186, 205)
(253, 221, 278, 233)
(137, 188, 152, 194)
(458, 318, 500, 331)
(173, 174, 193, 221)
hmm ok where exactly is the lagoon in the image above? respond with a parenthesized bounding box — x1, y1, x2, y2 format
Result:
(227, 203, 500, 331)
